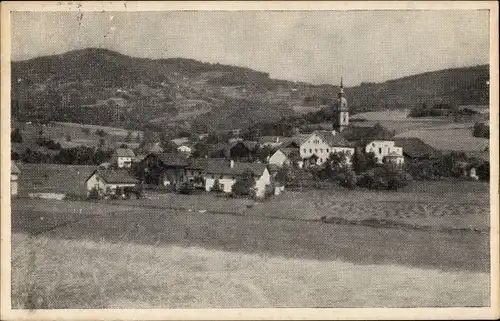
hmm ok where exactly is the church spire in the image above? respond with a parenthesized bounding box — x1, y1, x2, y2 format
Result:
(339, 77, 345, 96)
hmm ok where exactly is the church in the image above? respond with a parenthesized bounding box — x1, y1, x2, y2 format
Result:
(297, 79, 355, 167)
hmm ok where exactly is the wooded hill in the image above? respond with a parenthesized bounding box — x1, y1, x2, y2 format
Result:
(12, 48, 489, 133)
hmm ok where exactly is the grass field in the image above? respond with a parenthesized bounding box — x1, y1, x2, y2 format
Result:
(12, 232, 489, 309)
(12, 121, 141, 149)
(16, 163, 95, 196)
(395, 125, 489, 152)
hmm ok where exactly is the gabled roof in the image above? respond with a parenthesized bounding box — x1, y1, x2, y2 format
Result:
(187, 158, 229, 170)
(258, 136, 283, 144)
(386, 151, 403, 157)
(204, 162, 267, 177)
(393, 138, 439, 159)
(88, 169, 139, 184)
(11, 162, 20, 174)
(279, 147, 300, 157)
(313, 130, 352, 147)
(171, 137, 190, 146)
(115, 148, 135, 158)
(157, 153, 189, 167)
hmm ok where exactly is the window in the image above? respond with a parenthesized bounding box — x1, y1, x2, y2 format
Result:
(326, 149, 329, 153)
(320, 148, 323, 153)
(303, 148, 306, 153)
(372, 143, 375, 147)
(315, 149, 318, 153)
(320, 158, 323, 162)
(379, 148, 382, 154)
(309, 149, 312, 153)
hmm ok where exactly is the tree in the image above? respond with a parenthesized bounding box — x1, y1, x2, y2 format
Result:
(11, 128, 23, 143)
(125, 131, 132, 142)
(231, 170, 255, 196)
(473, 122, 489, 138)
(191, 141, 209, 158)
(351, 149, 367, 174)
(95, 129, 107, 137)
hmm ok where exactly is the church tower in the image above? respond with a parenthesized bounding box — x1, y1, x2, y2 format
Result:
(333, 77, 349, 132)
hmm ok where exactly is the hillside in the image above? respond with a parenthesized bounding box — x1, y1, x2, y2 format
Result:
(11, 48, 489, 134)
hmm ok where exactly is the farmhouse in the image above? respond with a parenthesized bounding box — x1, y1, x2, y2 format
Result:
(11, 162, 20, 196)
(186, 158, 229, 181)
(177, 144, 192, 155)
(111, 148, 135, 168)
(210, 140, 258, 161)
(203, 160, 271, 197)
(140, 153, 188, 186)
(365, 140, 404, 164)
(269, 148, 301, 167)
(85, 169, 139, 197)
(394, 138, 440, 162)
(299, 130, 354, 167)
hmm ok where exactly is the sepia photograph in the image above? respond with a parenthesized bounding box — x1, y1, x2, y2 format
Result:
(1, 1, 498, 320)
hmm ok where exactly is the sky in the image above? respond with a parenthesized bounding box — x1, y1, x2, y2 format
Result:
(11, 10, 490, 86)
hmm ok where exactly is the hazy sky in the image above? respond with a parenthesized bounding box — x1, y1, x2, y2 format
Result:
(11, 10, 489, 85)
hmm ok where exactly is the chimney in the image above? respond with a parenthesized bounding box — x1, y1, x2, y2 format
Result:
(331, 130, 337, 136)
(230, 160, 234, 168)
(276, 137, 279, 143)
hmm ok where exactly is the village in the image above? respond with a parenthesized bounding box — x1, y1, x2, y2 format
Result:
(10, 79, 488, 203)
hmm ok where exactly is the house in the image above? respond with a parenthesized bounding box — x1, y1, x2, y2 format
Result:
(202, 160, 271, 197)
(299, 130, 354, 167)
(258, 136, 285, 149)
(185, 158, 229, 181)
(365, 140, 404, 164)
(111, 148, 135, 168)
(210, 140, 258, 161)
(171, 137, 190, 147)
(393, 138, 440, 162)
(268, 148, 301, 167)
(177, 144, 192, 155)
(85, 169, 139, 197)
(11, 162, 20, 196)
(140, 153, 188, 186)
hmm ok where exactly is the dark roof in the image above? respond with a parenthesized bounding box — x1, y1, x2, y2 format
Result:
(157, 153, 189, 167)
(236, 140, 258, 151)
(204, 161, 267, 176)
(393, 138, 439, 159)
(315, 131, 352, 147)
(89, 169, 139, 184)
(280, 147, 300, 157)
(258, 136, 283, 144)
(187, 158, 229, 170)
(115, 148, 135, 157)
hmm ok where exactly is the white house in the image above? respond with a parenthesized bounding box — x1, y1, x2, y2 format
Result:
(299, 130, 354, 167)
(203, 160, 271, 197)
(268, 148, 300, 167)
(365, 140, 404, 165)
(111, 148, 135, 168)
(85, 169, 139, 196)
(11, 162, 20, 196)
(177, 145, 192, 154)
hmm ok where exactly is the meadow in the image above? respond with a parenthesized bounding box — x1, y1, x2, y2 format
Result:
(11, 121, 141, 150)
(11, 232, 489, 309)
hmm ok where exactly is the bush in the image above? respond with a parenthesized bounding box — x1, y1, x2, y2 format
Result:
(473, 122, 489, 138)
(336, 170, 357, 189)
(87, 187, 100, 200)
(211, 179, 223, 193)
(357, 165, 409, 190)
(177, 181, 195, 195)
(231, 170, 255, 196)
(11, 128, 23, 143)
